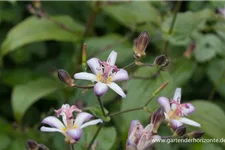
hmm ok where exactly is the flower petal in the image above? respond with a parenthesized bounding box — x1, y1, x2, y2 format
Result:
(143, 123, 153, 133)
(41, 116, 65, 130)
(126, 138, 138, 150)
(128, 120, 142, 136)
(107, 50, 117, 66)
(87, 58, 102, 75)
(181, 103, 195, 115)
(74, 72, 97, 82)
(173, 88, 181, 103)
(170, 119, 183, 129)
(180, 117, 201, 127)
(108, 82, 126, 98)
(111, 69, 129, 82)
(157, 97, 170, 113)
(66, 129, 83, 141)
(74, 112, 93, 127)
(40, 126, 63, 133)
(80, 119, 103, 129)
(94, 82, 109, 96)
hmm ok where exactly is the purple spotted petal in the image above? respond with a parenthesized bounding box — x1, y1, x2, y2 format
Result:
(74, 112, 93, 128)
(74, 72, 97, 82)
(80, 119, 103, 129)
(41, 116, 65, 130)
(126, 138, 137, 150)
(170, 119, 183, 129)
(108, 82, 126, 98)
(87, 58, 102, 75)
(66, 129, 83, 141)
(107, 51, 117, 66)
(157, 97, 170, 113)
(179, 117, 201, 127)
(128, 120, 142, 137)
(111, 69, 129, 82)
(173, 88, 181, 103)
(181, 103, 195, 115)
(94, 82, 109, 97)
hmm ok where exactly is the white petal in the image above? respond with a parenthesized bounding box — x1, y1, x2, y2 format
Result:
(80, 119, 103, 129)
(170, 119, 183, 129)
(181, 103, 195, 115)
(74, 112, 93, 127)
(66, 129, 83, 141)
(94, 82, 109, 96)
(128, 120, 142, 136)
(180, 117, 201, 127)
(143, 123, 153, 133)
(41, 116, 65, 130)
(40, 126, 64, 133)
(158, 97, 170, 113)
(108, 82, 126, 98)
(173, 88, 181, 103)
(87, 58, 102, 75)
(111, 69, 129, 82)
(74, 72, 97, 82)
(107, 50, 117, 66)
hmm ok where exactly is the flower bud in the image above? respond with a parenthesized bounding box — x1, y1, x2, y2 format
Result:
(133, 31, 150, 59)
(154, 55, 169, 67)
(183, 42, 196, 59)
(173, 125, 186, 137)
(26, 139, 38, 150)
(57, 69, 75, 87)
(187, 130, 204, 139)
(151, 108, 164, 134)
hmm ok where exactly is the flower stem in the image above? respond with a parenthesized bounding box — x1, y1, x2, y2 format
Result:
(97, 96, 106, 116)
(70, 144, 74, 150)
(87, 124, 103, 150)
(123, 61, 135, 69)
(164, 1, 182, 55)
(109, 107, 143, 117)
(73, 85, 94, 89)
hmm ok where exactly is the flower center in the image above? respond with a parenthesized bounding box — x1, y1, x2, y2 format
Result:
(96, 60, 119, 84)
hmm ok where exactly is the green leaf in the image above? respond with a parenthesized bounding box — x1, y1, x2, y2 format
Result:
(190, 100, 225, 144)
(102, 2, 161, 30)
(77, 126, 117, 150)
(84, 105, 111, 122)
(0, 15, 84, 57)
(171, 58, 196, 86)
(162, 9, 214, 46)
(0, 135, 11, 150)
(207, 59, 225, 98)
(12, 78, 61, 121)
(194, 34, 222, 62)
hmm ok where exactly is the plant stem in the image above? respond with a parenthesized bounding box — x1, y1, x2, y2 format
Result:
(73, 85, 94, 89)
(164, 1, 182, 55)
(70, 144, 74, 150)
(97, 96, 106, 116)
(123, 61, 135, 69)
(87, 124, 103, 150)
(109, 107, 143, 117)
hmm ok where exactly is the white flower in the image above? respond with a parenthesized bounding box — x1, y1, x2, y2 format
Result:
(74, 51, 129, 98)
(158, 88, 201, 129)
(40, 104, 103, 144)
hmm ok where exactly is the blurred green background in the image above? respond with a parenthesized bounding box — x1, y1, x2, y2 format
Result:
(0, 1, 225, 150)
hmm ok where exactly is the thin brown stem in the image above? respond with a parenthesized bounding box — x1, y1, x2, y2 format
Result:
(73, 85, 94, 89)
(87, 124, 103, 150)
(70, 144, 74, 150)
(97, 96, 106, 116)
(123, 61, 135, 69)
(109, 107, 143, 117)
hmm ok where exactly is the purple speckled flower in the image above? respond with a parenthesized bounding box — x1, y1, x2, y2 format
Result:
(158, 88, 200, 129)
(74, 51, 129, 98)
(40, 104, 102, 144)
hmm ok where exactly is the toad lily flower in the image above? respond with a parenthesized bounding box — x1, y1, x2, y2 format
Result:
(74, 51, 129, 98)
(40, 104, 103, 144)
(126, 120, 161, 150)
(158, 88, 201, 129)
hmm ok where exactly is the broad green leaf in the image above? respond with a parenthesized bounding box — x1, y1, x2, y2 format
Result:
(76, 126, 117, 150)
(170, 57, 196, 86)
(112, 67, 174, 147)
(194, 34, 222, 62)
(84, 105, 110, 122)
(102, 1, 161, 30)
(190, 100, 225, 144)
(162, 9, 214, 46)
(207, 59, 225, 98)
(0, 135, 11, 150)
(12, 78, 61, 121)
(0, 15, 84, 57)
(86, 34, 133, 65)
